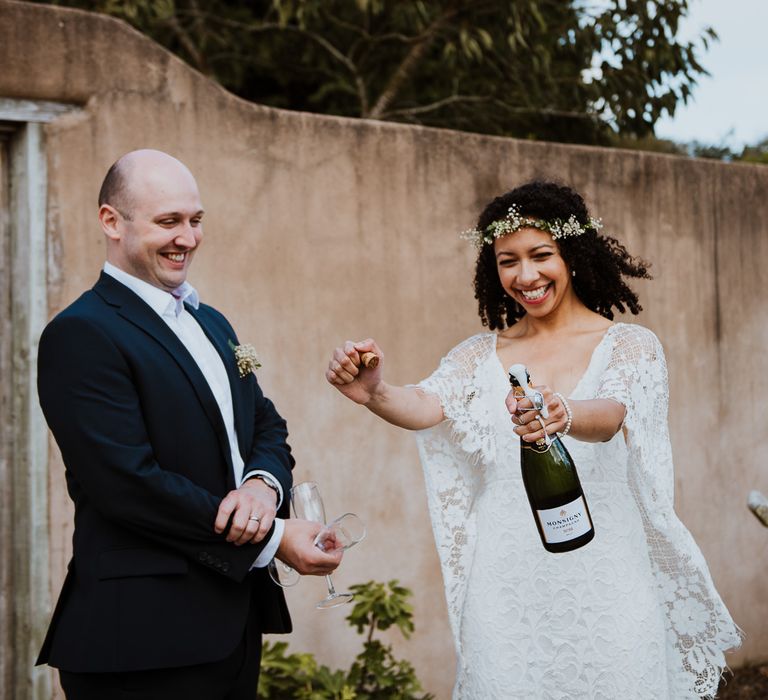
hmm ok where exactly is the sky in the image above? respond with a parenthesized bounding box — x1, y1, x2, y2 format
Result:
(653, 0, 768, 149)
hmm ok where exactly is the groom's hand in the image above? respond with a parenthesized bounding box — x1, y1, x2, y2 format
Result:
(214, 479, 278, 545)
(276, 519, 343, 575)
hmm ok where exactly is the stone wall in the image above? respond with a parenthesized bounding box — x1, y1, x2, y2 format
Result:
(2, 1, 767, 697)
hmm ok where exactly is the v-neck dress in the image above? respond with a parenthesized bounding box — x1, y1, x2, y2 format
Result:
(414, 323, 739, 699)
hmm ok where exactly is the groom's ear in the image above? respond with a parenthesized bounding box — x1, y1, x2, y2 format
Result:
(99, 204, 123, 241)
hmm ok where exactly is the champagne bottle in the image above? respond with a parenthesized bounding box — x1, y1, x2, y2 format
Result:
(508, 364, 595, 553)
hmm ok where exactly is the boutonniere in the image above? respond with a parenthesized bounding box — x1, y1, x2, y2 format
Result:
(228, 339, 261, 378)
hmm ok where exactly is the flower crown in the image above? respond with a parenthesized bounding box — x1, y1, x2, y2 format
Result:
(460, 203, 602, 249)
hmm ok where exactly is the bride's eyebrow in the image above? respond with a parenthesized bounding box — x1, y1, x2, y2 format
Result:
(496, 243, 554, 258)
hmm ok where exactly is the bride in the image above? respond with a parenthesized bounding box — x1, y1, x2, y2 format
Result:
(326, 181, 740, 699)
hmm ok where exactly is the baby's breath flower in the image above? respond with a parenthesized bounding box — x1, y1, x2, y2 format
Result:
(460, 204, 603, 249)
(229, 341, 261, 378)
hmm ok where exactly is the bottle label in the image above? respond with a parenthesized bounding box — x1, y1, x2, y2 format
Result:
(536, 496, 591, 544)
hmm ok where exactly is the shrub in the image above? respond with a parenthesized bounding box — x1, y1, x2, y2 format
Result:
(258, 580, 434, 700)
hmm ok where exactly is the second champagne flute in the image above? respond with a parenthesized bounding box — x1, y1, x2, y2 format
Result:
(291, 481, 354, 609)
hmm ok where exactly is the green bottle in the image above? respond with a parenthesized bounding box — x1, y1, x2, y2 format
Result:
(508, 364, 595, 553)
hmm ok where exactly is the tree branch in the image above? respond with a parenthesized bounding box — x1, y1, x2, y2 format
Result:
(366, 8, 459, 119)
(324, 13, 425, 46)
(382, 95, 600, 124)
(162, 13, 210, 75)
(381, 94, 490, 119)
(208, 17, 370, 114)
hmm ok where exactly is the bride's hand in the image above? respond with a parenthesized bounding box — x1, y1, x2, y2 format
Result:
(325, 338, 383, 405)
(507, 385, 568, 442)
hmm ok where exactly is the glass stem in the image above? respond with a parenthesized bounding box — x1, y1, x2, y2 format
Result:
(325, 575, 336, 595)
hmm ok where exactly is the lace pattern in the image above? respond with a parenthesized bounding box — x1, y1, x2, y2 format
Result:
(594, 325, 742, 698)
(415, 324, 740, 699)
(415, 333, 496, 651)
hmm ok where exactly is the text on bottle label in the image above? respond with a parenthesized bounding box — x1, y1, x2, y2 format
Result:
(536, 496, 591, 544)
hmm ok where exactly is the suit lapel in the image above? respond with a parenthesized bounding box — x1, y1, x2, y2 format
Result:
(93, 274, 235, 483)
(186, 305, 250, 459)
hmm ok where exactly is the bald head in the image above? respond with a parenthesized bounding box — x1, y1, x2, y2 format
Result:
(99, 149, 204, 291)
(98, 150, 198, 219)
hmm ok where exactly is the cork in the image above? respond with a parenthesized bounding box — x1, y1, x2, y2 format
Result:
(360, 351, 379, 369)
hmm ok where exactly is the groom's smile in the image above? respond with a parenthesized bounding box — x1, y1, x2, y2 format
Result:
(100, 150, 205, 292)
(159, 249, 192, 270)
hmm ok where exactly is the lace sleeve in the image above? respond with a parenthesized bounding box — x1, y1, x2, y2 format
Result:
(412, 333, 495, 654)
(597, 324, 741, 698)
(419, 333, 508, 464)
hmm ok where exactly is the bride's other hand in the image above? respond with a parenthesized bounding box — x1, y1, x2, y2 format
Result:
(326, 338, 383, 405)
(509, 385, 567, 442)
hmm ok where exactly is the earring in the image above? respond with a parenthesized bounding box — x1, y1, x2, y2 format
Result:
(571, 270, 576, 277)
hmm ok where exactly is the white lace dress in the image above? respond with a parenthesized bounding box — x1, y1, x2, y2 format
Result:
(415, 323, 740, 700)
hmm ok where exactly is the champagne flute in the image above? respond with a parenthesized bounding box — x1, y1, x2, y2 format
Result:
(268, 557, 299, 587)
(291, 481, 355, 609)
(314, 513, 366, 552)
(269, 505, 365, 590)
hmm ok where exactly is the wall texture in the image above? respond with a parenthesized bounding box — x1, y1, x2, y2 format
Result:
(2, 1, 767, 697)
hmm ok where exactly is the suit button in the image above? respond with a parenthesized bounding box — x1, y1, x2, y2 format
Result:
(221, 562, 230, 573)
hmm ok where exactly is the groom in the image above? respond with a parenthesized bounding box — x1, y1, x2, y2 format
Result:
(36, 149, 341, 699)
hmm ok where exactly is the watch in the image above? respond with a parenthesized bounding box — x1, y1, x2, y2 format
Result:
(251, 473, 280, 502)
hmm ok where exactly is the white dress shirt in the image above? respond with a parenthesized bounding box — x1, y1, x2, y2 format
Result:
(103, 262, 283, 566)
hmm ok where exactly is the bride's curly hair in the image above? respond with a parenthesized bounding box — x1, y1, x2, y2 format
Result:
(473, 181, 651, 330)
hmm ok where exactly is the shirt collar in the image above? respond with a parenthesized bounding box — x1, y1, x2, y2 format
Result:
(103, 262, 200, 318)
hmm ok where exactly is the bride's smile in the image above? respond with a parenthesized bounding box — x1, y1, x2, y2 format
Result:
(494, 228, 575, 316)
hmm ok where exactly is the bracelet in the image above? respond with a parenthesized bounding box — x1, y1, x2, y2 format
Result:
(553, 392, 573, 437)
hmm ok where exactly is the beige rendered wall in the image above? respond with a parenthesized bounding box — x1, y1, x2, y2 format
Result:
(2, 1, 767, 698)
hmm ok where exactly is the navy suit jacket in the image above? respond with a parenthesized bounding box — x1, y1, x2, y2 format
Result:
(36, 272, 293, 673)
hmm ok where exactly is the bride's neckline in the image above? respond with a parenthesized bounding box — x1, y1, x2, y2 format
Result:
(490, 322, 622, 399)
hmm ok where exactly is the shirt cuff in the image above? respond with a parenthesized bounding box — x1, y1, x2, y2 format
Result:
(251, 517, 285, 569)
(241, 469, 284, 509)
